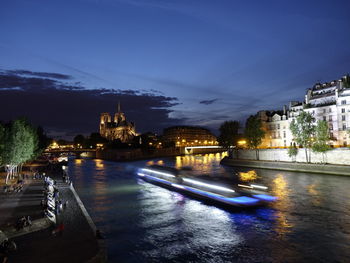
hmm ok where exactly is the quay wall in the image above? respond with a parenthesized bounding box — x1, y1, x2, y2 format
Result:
(221, 157, 350, 176)
(70, 185, 107, 263)
(232, 147, 350, 165)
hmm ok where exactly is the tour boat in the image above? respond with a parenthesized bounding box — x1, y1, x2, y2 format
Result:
(137, 165, 277, 208)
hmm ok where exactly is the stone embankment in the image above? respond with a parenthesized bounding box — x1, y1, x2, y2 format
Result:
(221, 157, 350, 176)
(232, 147, 350, 165)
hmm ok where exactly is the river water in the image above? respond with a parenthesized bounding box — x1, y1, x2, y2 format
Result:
(68, 153, 350, 262)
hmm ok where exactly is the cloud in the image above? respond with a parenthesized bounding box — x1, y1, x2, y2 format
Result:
(5, 69, 72, 80)
(199, 98, 219, 105)
(0, 69, 181, 139)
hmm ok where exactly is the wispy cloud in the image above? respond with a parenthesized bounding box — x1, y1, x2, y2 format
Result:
(199, 98, 219, 105)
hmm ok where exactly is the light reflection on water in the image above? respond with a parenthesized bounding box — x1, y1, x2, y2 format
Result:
(69, 153, 350, 262)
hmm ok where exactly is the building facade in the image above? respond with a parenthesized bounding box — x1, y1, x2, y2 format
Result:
(259, 75, 350, 148)
(163, 126, 218, 147)
(99, 104, 137, 143)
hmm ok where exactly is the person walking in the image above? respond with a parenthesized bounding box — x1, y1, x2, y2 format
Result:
(57, 223, 64, 236)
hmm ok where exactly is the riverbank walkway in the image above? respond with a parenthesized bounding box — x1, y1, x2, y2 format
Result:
(0, 170, 103, 262)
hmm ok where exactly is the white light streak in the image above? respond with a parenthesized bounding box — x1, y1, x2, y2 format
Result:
(141, 168, 176, 178)
(238, 184, 253, 189)
(183, 178, 235, 193)
(251, 184, 268, 190)
(171, 183, 185, 189)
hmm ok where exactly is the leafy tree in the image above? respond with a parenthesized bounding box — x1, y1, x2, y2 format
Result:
(35, 126, 51, 156)
(244, 115, 265, 160)
(88, 132, 107, 148)
(218, 121, 240, 149)
(312, 120, 331, 163)
(74, 134, 85, 147)
(0, 123, 4, 166)
(343, 74, 350, 89)
(1, 119, 39, 184)
(287, 145, 298, 162)
(290, 111, 315, 163)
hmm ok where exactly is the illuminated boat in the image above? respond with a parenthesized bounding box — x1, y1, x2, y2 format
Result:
(137, 165, 275, 207)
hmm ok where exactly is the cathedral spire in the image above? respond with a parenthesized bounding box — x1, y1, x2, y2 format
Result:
(117, 101, 121, 113)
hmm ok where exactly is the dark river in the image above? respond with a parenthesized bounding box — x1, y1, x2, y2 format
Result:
(68, 153, 350, 263)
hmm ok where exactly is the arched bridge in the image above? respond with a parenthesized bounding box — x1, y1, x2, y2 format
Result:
(183, 146, 225, 155)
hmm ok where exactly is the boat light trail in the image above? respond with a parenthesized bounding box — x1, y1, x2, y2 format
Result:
(183, 178, 235, 193)
(251, 184, 268, 190)
(141, 168, 176, 178)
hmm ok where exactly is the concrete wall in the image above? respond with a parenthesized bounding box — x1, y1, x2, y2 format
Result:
(233, 147, 350, 165)
(221, 158, 350, 176)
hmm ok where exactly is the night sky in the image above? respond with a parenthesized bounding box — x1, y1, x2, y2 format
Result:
(1, 0, 350, 139)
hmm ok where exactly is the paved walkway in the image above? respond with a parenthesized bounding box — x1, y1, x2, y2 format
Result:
(1, 171, 101, 263)
(0, 178, 44, 229)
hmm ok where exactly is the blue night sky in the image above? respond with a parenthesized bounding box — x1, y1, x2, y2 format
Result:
(1, 0, 350, 138)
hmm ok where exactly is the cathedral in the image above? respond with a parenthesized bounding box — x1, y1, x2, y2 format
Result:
(99, 103, 138, 143)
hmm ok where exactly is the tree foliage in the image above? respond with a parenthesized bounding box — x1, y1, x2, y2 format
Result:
(73, 134, 85, 146)
(343, 74, 350, 89)
(0, 118, 39, 184)
(244, 115, 265, 160)
(312, 120, 331, 163)
(287, 146, 298, 158)
(0, 123, 4, 166)
(290, 111, 315, 163)
(218, 121, 240, 149)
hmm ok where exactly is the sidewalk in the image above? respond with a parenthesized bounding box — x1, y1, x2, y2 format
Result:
(1, 170, 102, 262)
(0, 177, 44, 229)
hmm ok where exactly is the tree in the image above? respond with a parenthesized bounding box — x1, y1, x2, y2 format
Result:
(244, 115, 265, 160)
(1, 119, 39, 184)
(87, 132, 108, 148)
(0, 123, 4, 166)
(290, 111, 315, 163)
(218, 121, 240, 149)
(343, 74, 350, 89)
(312, 120, 331, 163)
(74, 134, 85, 147)
(35, 126, 51, 156)
(287, 145, 298, 162)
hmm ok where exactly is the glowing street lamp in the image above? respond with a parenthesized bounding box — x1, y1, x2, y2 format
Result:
(238, 140, 247, 146)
